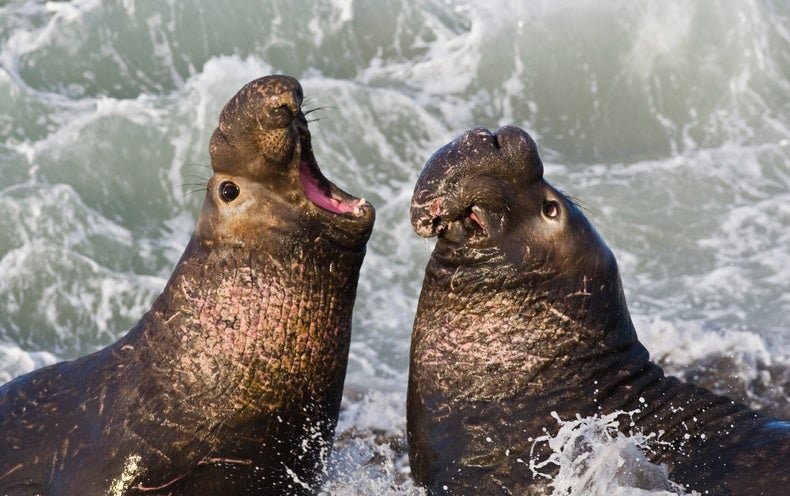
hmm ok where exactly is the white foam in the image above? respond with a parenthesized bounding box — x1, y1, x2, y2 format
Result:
(531, 411, 697, 495)
(0, 0, 102, 92)
(636, 316, 773, 369)
(0, 182, 167, 355)
(622, 2, 695, 81)
(0, 343, 58, 384)
(324, 390, 423, 496)
(307, 0, 354, 46)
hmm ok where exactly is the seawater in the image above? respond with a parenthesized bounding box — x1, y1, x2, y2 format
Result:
(0, 0, 788, 494)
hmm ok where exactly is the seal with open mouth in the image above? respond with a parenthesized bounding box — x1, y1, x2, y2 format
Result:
(407, 125, 789, 495)
(0, 75, 375, 495)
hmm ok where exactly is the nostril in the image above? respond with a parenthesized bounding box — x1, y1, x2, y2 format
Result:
(269, 105, 295, 124)
(262, 97, 300, 128)
(432, 217, 447, 235)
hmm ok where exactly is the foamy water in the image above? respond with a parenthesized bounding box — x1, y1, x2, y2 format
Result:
(1, 0, 788, 493)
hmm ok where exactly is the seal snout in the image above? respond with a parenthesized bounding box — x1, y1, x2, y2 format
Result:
(410, 126, 544, 239)
(209, 75, 305, 177)
(411, 193, 449, 238)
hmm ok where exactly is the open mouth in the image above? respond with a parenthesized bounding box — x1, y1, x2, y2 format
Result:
(299, 160, 366, 216)
(296, 127, 368, 218)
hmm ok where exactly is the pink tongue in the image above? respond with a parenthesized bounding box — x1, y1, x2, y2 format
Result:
(300, 161, 355, 214)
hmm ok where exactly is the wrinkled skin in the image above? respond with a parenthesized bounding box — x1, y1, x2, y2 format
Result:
(0, 76, 375, 495)
(407, 126, 789, 496)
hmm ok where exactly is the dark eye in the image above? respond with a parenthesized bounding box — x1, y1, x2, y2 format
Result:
(543, 200, 559, 219)
(220, 181, 240, 202)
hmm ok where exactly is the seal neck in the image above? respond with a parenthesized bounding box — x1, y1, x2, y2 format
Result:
(411, 254, 646, 404)
(134, 236, 363, 421)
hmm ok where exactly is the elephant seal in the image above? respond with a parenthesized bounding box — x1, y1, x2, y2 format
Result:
(0, 75, 375, 495)
(407, 125, 789, 495)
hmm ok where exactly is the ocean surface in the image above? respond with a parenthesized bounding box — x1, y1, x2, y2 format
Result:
(1, 0, 788, 494)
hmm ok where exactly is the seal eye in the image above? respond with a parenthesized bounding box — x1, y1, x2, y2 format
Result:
(543, 200, 559, 219)
(220, 181, 240, 203)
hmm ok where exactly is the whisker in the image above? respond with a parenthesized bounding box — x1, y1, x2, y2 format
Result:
(303, 104, 336, 124)
(304, 105, 337, 116)
(572, 196, 597, 218)
(180, 186, 208, 200)
(558, 189, 596, 217)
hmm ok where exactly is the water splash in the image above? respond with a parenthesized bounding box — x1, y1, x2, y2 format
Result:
(530, 411, 698, 496)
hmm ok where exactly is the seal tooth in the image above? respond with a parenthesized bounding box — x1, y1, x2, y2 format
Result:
(352, 198, 365, 216)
